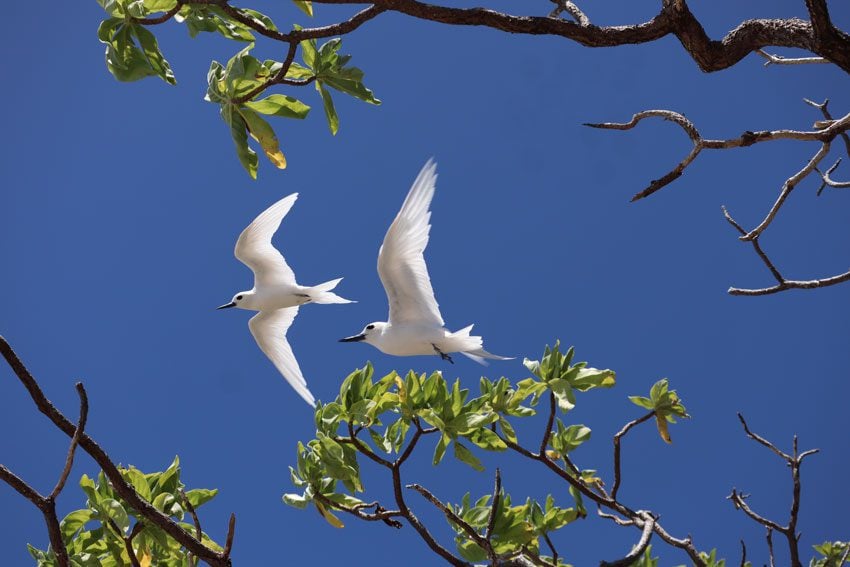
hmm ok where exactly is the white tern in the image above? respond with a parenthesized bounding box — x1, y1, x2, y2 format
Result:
(340, 160, 511, 365)
(218, 193, 352, 406)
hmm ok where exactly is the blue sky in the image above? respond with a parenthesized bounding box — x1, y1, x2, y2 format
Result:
(1, 1, 848, 565)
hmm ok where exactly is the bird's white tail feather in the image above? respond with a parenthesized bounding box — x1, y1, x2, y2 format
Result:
(309, 278, 354, 304)
(448, 324, 513, 365)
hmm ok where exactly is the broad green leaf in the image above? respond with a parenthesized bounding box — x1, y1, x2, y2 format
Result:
(184, 488, 218, 508)
(242, 8, 278, 32)
(143, 0, 178, 11)
(656, 413, 672, 444)
(131, 25, 176, 85)
(224, 107, 258, 178)
(244, 94, 310, 119)
(629, 395, 654, 410)
(60, 509, 95, 542)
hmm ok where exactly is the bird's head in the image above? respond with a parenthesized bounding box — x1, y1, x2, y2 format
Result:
(339, 322, 386, 345)
(217, 290, 255, 311)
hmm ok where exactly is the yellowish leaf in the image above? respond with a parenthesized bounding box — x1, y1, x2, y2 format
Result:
(315, 501, 344, 528)
(545, 450, 561, 460)
(395, 375, 406, 405)
(139, 547, 152, 567)
(656, 414, 672, 444)
(238, 107, 287, 169)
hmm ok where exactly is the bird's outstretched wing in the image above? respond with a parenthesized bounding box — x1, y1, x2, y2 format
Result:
(378, 160, 444, 327)
(248, 307, 315, 406)
(235, 194, 298, 287)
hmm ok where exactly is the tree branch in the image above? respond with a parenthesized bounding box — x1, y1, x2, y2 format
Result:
(0, 336, 232, 567)
(729, 414, 820, 567)
(408, 483, 494, 560)
(611, 411, 655, 500)
(757, 49, 829, 66)
(311, 0, 850, 73)
(50, 383, 88, 500)
(600, 512, 655, 567)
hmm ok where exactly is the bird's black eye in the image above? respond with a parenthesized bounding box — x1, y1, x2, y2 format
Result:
(366, 324, 375, 330)
(236, 295, 243, 301)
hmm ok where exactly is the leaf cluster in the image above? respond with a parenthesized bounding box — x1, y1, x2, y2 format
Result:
(95, 0, 379, 177)
(28, 457, 220, 567)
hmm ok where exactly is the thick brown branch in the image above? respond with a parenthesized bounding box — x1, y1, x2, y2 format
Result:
(312, 0, 850, 72)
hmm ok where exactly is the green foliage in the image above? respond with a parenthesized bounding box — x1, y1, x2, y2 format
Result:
(27, 457, 221, 566)
(296, 35, 381, 136)
(96, 2, 379, 176)
(449, 491, 578, 563)
(629, 378, 690, 443)
(811, 541, 849, 566)
(283, 343, 684, 562)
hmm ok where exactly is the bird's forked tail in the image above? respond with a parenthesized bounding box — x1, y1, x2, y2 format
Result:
(309, 278, 354, 304)
(449, 324, 514, 366)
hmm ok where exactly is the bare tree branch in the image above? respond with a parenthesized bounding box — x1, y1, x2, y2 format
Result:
(766, 527, 776, 567)
(728, 414, 820, 567)
(816, 159, 850, 194)
(757, 49, 829, 66)
(600, 512, 655, 567)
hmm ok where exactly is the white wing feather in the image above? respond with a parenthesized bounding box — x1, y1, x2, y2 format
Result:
(235, 194, 298, 287)
(378, 160, 444, 327)
(248, 308, 315, 406)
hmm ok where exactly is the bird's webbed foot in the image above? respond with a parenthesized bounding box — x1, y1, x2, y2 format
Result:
(432, 344, 454, 364)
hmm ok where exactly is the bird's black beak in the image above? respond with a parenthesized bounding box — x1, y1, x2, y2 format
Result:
(216, 302, 236, 310)
(339, 334, 366, 343)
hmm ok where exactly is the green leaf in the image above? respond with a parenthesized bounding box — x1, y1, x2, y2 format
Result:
(184, 488, 218, 508)
(282, 492, 310, 509)
(317, 82, 339, 135)
(60, 509, 95, 543)
(143, 0, 178, 12)
(293, 0, 313, 17)
(629, 396, 654, 410)
(101, 498, 130, 533)
(241, 8, 278, 32)
(131, 25, 177, 85)
(244, 94, 310, 119)
(453, 441, 484, 472)
(223, 106, 258, 178)
(433, 434, 449, 465)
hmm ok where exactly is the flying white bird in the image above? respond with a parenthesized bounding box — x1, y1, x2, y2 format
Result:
(340, 160, 511, 365)
(218, 193, 352, 406)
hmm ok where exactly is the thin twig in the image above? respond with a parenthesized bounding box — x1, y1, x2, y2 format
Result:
(408, 483, 493, 559)
(50, 383, 88, 500)
(816, 159, 850, 194)
(312, 491, 404, 528)
(223, 513, 236, 559)
(611, 411, 655, 500)
(766, 527, 776, 567)
(739, 539, 747, 567)
(757, 49, 829, 66)
(485, 468, 502, 542)
(804, 98, 850, 157)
